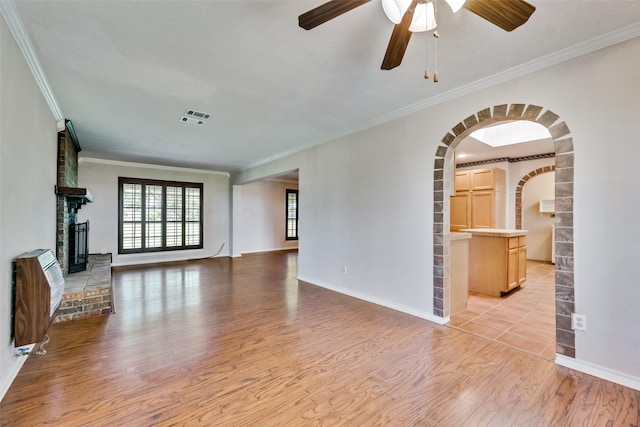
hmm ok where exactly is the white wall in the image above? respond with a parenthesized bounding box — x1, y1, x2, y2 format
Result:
(235, 179, 298, 255)
(504, 157, 555, 228)
(234, 119, 436, 321)
(0, 18, 58, 399)
(233, 37, 640, 386)
(522, 172, 555, 261)
(77, 159, 230, 267)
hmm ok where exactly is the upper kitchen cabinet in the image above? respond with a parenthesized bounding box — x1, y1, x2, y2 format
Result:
(451, 168, 506, 231)
(454, 172, 471, 192)
(468, 168, 505, 192)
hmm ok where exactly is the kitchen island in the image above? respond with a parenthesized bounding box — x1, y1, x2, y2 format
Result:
(460, 228, 528, 297)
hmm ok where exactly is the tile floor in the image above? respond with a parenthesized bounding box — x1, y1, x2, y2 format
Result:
(447, 260, 557, 360)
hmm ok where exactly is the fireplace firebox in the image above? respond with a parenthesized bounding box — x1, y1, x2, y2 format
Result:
(69, 220, 89, 273)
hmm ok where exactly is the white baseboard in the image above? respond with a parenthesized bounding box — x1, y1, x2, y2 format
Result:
(1, 344, 35, 402)
(297, 275, 449, 325)
(241, 247, 298, 255)
(111, 253, 230, 267)
(556, 355, 640, 391)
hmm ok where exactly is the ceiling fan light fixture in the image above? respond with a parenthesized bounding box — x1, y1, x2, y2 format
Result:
(444, 0, 467, 13)
(381, 0, 436, 32)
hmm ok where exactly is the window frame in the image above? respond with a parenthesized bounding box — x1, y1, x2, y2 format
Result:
(285, 189, 299, 241)
(118, 177, 203, 254)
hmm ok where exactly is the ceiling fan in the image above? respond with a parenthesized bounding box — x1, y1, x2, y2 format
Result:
(298, 0, 536, 71)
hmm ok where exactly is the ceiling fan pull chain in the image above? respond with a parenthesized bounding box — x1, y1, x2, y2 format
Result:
(425, 1, 430, 79)
(434, 29, 439, 83)
(433, 0, 439, 82)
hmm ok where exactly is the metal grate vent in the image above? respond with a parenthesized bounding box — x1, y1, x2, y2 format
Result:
(180, 108, 211, 126)
(184, 109, 210, 120)
(180, 116, 205, 126)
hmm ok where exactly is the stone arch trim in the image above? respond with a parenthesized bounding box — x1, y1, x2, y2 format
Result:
(433, 103, 575, 358)
(515, 166, 556, 230)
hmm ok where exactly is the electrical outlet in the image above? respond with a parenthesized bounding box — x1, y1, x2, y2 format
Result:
(572, 313, 587, 331)
(342, 265, 348, 275)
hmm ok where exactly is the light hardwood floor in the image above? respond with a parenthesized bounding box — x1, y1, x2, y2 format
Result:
(1, 251, 638, 426)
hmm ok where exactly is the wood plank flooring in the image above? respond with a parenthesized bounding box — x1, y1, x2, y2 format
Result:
(1, 251, 639, 426)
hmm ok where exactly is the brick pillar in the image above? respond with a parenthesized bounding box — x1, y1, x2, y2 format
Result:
(56, 128, 80, 272)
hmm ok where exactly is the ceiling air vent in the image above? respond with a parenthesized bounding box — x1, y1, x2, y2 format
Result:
(184, 109, 210, 120)
(180, 108, 211, 126)
(180, 116, 205, 126)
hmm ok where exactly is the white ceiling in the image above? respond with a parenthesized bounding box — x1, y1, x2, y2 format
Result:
(8, 1, 640, 173)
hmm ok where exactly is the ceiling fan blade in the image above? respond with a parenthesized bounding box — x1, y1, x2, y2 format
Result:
(463, 0, 535, 32)
(299, 0, 371, 30)
(381, 0, 418, 70)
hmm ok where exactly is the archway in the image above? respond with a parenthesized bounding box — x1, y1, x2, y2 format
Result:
(515, 165, 556, 230)
(433, 104, 575, 358)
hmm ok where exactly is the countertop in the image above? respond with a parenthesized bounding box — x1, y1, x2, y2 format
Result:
(450, 232, 472, 241)
(459, 228, 528, 238)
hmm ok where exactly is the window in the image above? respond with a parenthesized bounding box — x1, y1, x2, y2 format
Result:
(119, 177, 203, 254)
(286, 189, 298, 240)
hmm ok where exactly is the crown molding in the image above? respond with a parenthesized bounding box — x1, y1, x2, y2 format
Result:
(0, 1, 64, 122)
(238, 22, 640, 174)
(377, 22, 640, 125)
(264, 178, 299, 184)
(78, 157, 230, 177)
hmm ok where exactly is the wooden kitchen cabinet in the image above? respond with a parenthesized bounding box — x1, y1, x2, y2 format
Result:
(469, 168, 502, 191)
(451, 168, 505, 231)
(507, 247, 519, 290)
(462, 230, 527, 296)
(471, 191, 496, 229)
(518, 236, 527, 285)
(507, 236, 527, 290)
(454, 172, 471, 192)
(450, 193, 471, 231)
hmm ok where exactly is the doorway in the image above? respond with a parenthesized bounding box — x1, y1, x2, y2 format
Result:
(231, 169, 299, 257)
(432, 103, 576, 359)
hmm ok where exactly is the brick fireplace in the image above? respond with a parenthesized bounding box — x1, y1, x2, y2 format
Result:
(55, 121, 92, 273)
(53, 121, 113, 322)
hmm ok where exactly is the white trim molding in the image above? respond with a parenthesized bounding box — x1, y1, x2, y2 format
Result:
(297, 275, 449, 326)
(237, 22, 640, 174)
(0, 344, 35, 402)
(78, 157, 230, 177)
(556, 355, 640, 392)
(241, 247, 298, 255)
(0, 1, 64, 122)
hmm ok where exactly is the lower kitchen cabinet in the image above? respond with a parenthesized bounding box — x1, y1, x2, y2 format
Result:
(461, 229, 528, 297)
